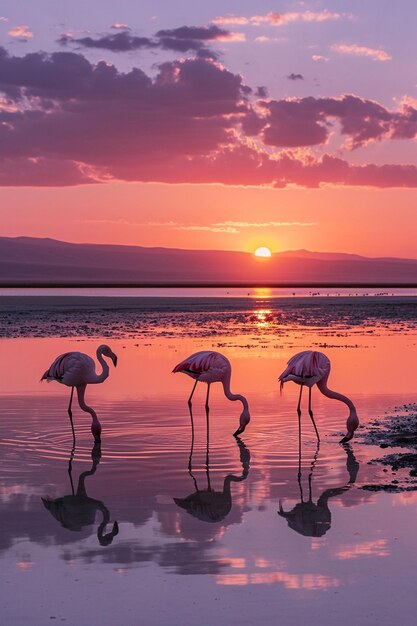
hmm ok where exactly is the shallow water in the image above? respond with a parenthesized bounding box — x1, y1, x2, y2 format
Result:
(1, 299, 417, 625)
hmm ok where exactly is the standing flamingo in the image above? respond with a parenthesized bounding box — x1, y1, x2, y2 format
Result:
(278, 350, 359, 443)
(173, 351, 250, 437)
(41, 344, 117, 442)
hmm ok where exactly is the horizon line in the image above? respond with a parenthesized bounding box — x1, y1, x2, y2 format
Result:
(1, 282, 417, 289)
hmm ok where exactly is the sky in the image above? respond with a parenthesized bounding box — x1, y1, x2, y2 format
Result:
(0, 0, 416, 257)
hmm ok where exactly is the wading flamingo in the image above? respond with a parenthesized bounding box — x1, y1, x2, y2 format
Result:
(278, 350, 359, 443)
(173, 351, 250, 437)
(41, 344, 117, 443)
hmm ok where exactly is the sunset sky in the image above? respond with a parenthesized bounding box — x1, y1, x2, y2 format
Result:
(1, 0, 416, 257)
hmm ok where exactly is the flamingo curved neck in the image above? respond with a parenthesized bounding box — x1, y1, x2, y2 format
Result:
(222, 377, 248, 411)
(95, 350, 110, 384)
(317, 379, 356, 416)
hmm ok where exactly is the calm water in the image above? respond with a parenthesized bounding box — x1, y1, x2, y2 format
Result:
(1, 295, 417, 625)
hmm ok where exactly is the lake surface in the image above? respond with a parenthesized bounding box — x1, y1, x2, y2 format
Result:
(1, 293, 417, 625)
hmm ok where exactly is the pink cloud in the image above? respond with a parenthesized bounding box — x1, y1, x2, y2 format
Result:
(0, 47, 416, 188)
(213, 11, 345, 27)
(332, 43, 391, 61)
(8, 25, 33, 39)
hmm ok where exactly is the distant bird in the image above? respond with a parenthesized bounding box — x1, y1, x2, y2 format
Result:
(173, 351, 250, 437)
(278, 350, 359, 443)
(41, 344, 117, 442)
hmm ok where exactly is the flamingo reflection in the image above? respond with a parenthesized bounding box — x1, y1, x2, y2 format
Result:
(278, 440, 359, 537)
(41, 442, 119, 546)
(174, 406, 250, 523)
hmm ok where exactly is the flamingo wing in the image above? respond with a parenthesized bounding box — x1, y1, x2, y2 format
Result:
(173, 351, 229, 381)
(279, 350, 330, 383)
(41, 352, 96, 387)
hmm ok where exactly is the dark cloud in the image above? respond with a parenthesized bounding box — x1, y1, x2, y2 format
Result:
(287, 73, 304, 81)
(57, 24, 236, 58)
(259, 95, 417, 148)
(58, 32, 156, 52)
(0, 46, 416, 188)
(255, 86, 268, 98)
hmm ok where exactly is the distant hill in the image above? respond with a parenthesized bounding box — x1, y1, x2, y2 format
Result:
(1, 237, 416, 285)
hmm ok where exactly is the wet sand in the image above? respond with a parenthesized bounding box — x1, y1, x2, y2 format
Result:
(1, 295, 416, 339)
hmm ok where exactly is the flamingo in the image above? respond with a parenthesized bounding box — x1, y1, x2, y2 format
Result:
(278, 350, 359, 443)
(172, 351, 250, 437)
(41, 344, 117, 443)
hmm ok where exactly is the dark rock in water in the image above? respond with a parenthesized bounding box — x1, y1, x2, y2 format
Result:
(361, 404, 417, 491)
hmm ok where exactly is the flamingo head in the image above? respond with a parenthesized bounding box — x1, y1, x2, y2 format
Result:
(99, 345, 118, 367)
(340, 411, 359, 444)
(233, 408, 251, 437)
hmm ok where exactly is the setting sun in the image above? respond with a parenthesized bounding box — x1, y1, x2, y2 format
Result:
(254, 247, 272, 258)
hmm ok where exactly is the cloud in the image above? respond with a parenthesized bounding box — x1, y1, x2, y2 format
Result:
(287, 73, 304, 81)
(58, 32, 156, 52)
(8, 25, 33, 40)
(332, 43, 391, 62)
(0, 46, 416, 189)
(213, 11, 345, 27)
(258, 95, 417, 149)
(312, 54, 329, 62)
(218, 221, 317, 228)
(59, 24, 243, 58)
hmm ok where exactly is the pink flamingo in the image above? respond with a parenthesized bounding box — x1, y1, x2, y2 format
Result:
(173, 351, 250, 437)
(278, 350, 359, 443)
(41, 344, 117, 442)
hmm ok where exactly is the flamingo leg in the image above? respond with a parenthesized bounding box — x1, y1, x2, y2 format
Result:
(297, 421, 304, 502)
(68, 445, 75, 496)
(205, 383, 210, 411)
(205, 404, 212, 491)
(297, 384, 303, 455)
(68, 386, 76, 445)
(308, 387, 320, 442)
(76, 384, 101, 442)
(188, 380, 198, 407)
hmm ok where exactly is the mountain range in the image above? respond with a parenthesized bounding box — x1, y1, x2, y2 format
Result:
(1, 237, 416, 285)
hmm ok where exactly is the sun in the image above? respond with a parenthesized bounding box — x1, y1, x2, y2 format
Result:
(254, 246, 272, 258)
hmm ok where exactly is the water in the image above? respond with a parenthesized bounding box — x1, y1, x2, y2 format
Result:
(1, 295, 417, 625)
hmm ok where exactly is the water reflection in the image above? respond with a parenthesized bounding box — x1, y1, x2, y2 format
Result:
(278, 443, 359, 537)
(174, 407, 250, 524)
(42, 442, 119, 546)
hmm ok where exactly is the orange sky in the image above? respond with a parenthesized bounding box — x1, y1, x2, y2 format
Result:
(1, 182, 415, 258)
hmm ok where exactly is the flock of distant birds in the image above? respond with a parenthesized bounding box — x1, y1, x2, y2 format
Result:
(41, 345, 359, 444)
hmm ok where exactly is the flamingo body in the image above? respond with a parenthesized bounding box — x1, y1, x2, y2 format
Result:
(42, 352, 102, 387)
(279, 351, 330, 389)
(41, 344, 117, 442)
(173, 351, 250, 436)
(173, 350, 230, 384)
(279, 350, 359, 443)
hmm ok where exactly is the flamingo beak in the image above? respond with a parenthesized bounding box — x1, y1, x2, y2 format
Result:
(340, 432, 353, 444)
(112, 354, 118, 367)
(233, 427, 243, 437)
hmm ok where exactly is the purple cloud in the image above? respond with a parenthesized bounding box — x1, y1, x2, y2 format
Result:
(0, 46, 416, 188)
